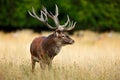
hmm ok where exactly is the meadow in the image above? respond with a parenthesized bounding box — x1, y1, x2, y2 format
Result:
(0, 30, 120, 80)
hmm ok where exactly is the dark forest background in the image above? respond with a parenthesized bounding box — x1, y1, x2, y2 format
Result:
(0, 0, 120, 32)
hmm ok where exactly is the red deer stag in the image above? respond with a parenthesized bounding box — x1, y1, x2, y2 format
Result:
(28, 5, 76, 71)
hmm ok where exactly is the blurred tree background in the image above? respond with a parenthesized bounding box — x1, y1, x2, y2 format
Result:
(0, 0, 120, 32)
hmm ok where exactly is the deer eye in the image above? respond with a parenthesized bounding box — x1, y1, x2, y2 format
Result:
(62, 35, 65, 38)
(57, 30, 61, 34)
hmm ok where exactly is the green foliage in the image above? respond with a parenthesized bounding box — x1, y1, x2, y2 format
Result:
(0, 0, 120, 32)
(0, 0, 40, 28)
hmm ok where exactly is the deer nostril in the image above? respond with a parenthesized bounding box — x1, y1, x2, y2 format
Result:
(70, 40, 74, 44)
(72, 40, 75, 43)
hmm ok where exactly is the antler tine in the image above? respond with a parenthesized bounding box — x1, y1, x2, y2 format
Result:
(55, 4, 59, 16)
(65, 21, 76, 31)
(54, 5, 59, 26)
(28, 7, 36, 18)
(61, 15, 70, 27)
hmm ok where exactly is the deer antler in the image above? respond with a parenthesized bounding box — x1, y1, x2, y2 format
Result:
(28, 7, 57, 29)
(42, 5, 60, 27)
(64, 21, 76, 31)
(28, 5, 76, 31)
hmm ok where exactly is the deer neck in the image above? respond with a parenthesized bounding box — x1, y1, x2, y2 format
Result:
(42, 34, 62, 57)
(46, 33, 62, 46)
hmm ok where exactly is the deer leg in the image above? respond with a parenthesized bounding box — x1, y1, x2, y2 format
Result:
(40, 60, 46, 70)
(48, 57, 54, 69)
(48, 60, 52, 69)
(31, 57, 36, 72)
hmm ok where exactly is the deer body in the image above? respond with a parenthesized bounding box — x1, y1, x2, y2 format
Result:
(28, 5, 76, 71)
(30, 34, 62, 63)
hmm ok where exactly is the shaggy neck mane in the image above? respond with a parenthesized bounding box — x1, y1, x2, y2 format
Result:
(42, 33, 62, 58)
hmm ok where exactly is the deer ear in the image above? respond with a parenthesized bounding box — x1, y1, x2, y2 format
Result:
(54, 31, 59, 37)
(55, 32, 59, 37)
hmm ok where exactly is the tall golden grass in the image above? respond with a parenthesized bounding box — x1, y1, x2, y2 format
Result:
(0, 30, 120, 80)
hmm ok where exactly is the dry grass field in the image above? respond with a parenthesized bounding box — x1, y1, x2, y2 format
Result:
(0, 30, 120, 80)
